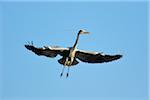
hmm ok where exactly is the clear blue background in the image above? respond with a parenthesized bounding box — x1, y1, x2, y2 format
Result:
(0, 1, 148, 100)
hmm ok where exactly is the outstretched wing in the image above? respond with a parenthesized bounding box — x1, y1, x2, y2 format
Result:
(25, 44, 69, 58)
(75, 50, 122, 63)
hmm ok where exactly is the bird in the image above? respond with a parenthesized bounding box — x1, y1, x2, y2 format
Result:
(25, 29, 122, 77)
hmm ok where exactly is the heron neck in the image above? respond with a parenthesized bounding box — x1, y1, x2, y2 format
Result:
(73, 33, 80, 49)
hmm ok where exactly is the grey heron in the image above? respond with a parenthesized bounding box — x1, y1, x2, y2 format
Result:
(25, 29, 122, 77)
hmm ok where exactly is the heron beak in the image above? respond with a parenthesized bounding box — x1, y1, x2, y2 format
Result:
(83, 31, 90, 34)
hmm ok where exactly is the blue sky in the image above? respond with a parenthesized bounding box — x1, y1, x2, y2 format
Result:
(0, 1, 148, 100)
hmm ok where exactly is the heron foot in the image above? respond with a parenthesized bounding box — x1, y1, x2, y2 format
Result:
(66, 73, 69, 78)
(60, 73, 63, 77)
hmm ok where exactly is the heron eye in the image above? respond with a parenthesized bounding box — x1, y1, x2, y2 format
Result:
(79, 30, 82, 33)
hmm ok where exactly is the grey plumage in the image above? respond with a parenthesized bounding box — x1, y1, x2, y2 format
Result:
(25, 29, 122, 77)
(25, 45, 122, 64)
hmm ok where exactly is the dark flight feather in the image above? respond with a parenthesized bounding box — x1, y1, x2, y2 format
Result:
(76, 50, 122, 63)
(25, 45, 122, 64)
(24, 45, 69, 58)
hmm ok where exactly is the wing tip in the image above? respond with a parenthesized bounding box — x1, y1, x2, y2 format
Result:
(118, 54, 123, 58)
(115, 54, 123, 60)
(24, 44, 35, 51)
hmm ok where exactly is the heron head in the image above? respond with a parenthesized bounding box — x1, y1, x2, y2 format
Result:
(78, 29, 90, 35)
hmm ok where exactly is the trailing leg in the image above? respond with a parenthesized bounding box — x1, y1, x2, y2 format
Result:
(66, 67, 70, 78)
(60, 66, 65, 77)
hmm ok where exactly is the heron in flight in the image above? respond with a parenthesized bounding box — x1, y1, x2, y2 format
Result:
(25, 29, 122, 77)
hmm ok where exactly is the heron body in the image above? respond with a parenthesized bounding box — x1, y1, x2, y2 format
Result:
(65, 48, 76, 66)
(25, 29, 122, 77)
